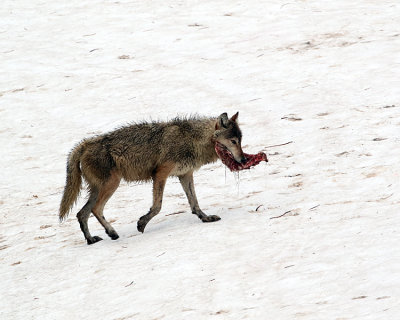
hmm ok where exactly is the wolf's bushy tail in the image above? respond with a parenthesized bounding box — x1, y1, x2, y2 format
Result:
(59, 142, 85, 221)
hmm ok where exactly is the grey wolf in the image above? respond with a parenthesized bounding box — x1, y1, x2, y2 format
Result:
(59, 112, 246, 244)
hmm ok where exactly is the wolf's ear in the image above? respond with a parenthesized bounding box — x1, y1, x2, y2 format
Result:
(230, 111, 239, 122)
(215, 112, 229, 130)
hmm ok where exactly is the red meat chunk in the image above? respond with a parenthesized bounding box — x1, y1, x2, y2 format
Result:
(215, 142, 268, 172)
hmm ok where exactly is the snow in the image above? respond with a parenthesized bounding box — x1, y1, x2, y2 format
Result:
(1, 0, 400, 319)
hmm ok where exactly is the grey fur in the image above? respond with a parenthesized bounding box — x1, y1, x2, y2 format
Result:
(59, 112, 244, 244)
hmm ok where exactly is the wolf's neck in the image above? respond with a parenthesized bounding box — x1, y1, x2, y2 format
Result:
(200, 119, 219, 164)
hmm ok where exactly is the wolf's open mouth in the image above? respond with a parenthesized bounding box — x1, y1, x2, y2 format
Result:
(215, 142, 268, 172)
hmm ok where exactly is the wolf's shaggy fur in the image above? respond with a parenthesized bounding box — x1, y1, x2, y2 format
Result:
(59, 112, 244, 244)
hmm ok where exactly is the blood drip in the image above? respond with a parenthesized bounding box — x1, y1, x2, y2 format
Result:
(215, 142, 268, 172)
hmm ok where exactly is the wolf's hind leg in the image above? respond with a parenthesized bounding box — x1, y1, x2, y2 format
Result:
(137, 163, 174, 233)
(178, 172, 221, 223)
(91, 170, 121, 241)
(77, 189, 103, 245)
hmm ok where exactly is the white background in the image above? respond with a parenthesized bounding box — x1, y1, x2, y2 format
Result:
(1, 1, 399, 319)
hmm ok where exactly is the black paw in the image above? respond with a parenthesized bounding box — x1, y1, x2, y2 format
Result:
(87, 236, 103, 245)
(201, 215, 221, 223)
(137, 218, 148, 233)
(106, 229, 119, 240)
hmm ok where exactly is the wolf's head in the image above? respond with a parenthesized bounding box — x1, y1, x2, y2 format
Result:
(213, 112, 246, 164)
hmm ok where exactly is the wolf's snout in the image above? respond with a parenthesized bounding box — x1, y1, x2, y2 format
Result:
(240, 157, 247, 164)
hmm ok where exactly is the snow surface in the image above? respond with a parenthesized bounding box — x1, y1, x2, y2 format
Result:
(1, 0, 400, 319)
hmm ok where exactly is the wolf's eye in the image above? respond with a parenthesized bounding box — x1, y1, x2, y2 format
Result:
(231, 140, 237, 145)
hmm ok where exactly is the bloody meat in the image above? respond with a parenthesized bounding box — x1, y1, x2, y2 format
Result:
(215, 142, 268, 172)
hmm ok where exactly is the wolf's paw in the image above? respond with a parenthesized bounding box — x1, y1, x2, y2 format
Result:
(201, 215, 221, 223)
(87, 236, 103, 245)
(137, 217, 148, 233)
(106, 229, 119, 240)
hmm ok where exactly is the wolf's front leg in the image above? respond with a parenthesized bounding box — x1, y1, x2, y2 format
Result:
(137, 163, 174, 233)
(178, 172, 221, 223)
